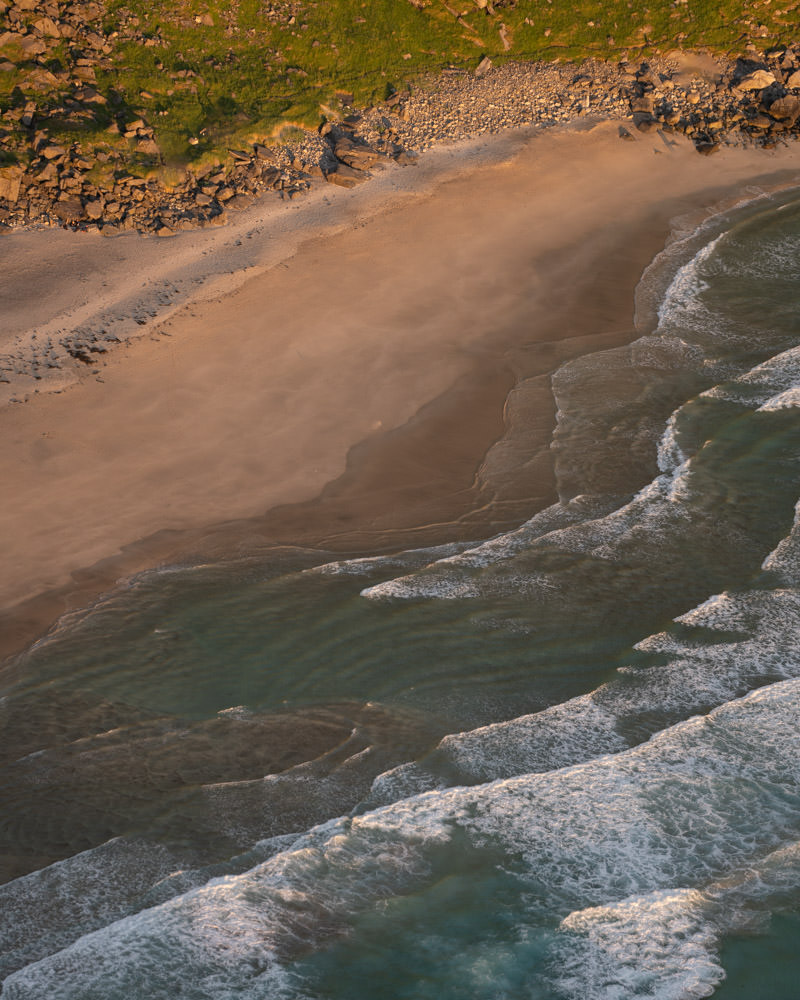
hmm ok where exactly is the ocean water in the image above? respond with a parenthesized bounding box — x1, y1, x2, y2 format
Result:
(2, 187, 800, 998)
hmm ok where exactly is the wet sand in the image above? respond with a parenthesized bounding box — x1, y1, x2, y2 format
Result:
(2, 119, 800, 662)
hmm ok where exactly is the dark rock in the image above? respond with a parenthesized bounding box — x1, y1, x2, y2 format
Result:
(618, 125, 635, 141)
(333, 138, 381, 169)
(324, 162, 366, 188)
(630, 95, 654, 114)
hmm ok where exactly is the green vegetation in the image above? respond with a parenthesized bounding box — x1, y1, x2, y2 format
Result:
(105, 0, 800, 156)
(2, 0, 800, 175)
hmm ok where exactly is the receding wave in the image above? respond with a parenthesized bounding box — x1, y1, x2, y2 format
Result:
(3, 191, 800, 999)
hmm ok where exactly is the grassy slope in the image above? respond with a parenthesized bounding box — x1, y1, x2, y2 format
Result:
(2, 0, 800, 171)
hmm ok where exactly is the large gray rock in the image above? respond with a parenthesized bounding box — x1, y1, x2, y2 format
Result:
(736, 69, 777, 91)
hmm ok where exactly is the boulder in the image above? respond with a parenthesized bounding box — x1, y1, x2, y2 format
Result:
(324, 163, 366, 188)
(0, 165, 23, 203)
(630, 95, 654, 114)
(787, 69, 800, 89)
(225, 193, 253, 211)
(33, 16, 60, 38)
(745, 113, 773, 129)
(736, 69, 777, 91)
(54, 196, 84, 221)
(19, 35, 47, 55)
(84, 199, 103, 219)
(768, 95, 800, 123)
(333, 139, 380, 169)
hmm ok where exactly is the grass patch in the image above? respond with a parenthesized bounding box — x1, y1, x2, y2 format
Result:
(3, 0, 800, 176)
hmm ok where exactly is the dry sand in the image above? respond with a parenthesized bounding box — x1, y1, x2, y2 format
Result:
(2, 119, 800, 660)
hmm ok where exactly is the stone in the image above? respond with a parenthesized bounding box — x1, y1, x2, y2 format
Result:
(630, 95, 654, 114)
(618, 125, 635, 141)
(19, 35, 47, 55)
(35, 162, 58, 182)
(736, 69, 777, 91)
(333, 139, 380, 169)
(84, 198, 103, 219)
(768, 95, 800, 123)
(33, 17, 60, 38)
(136, 139, 160, 156)
(42, 144, 67, 159)
(0, 165, 23, 203)
(475, 56, 493, 78)
(324, 163, 366, 188)
(787, 69, 800, 89)
(54, 196, 84, 221)
(225, 193, 253, 211)
(695, 141, 720, 155)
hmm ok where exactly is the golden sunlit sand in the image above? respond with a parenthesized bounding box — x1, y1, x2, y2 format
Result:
(2, 119, 799, 659)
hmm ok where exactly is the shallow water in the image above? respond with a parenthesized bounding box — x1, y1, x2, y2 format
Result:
(3, 188, 800, 998)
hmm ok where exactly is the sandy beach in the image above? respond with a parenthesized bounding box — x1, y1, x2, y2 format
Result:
(2, 118, 800, 662)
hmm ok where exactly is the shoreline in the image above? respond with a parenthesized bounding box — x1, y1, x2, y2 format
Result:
(2, 119, 800, 665)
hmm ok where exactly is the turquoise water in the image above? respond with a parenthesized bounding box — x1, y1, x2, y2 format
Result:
(2, 190, 800, 998)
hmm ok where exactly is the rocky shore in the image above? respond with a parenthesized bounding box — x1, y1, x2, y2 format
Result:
(2, 0, 800, 235)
